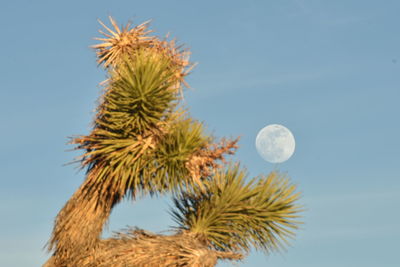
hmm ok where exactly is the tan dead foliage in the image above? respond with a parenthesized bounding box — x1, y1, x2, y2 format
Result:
(93, 17, 154, 68)
(186, 137, 239, 189)
(93, 16, 192, 92)
(45, 229, 242, 267)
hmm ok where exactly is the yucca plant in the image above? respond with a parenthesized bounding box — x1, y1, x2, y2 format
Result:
(44, 17, 302, 267)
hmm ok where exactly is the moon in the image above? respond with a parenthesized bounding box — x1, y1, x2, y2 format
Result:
(255, 124, 295, 163)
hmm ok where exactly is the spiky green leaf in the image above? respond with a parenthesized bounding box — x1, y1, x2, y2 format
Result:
(171, 165, 302, 254)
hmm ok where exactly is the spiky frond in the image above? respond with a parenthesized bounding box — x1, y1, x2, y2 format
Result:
(94, 48, 182, 137)
(93, 17, 154, 68)
(149, 118, 209, 192)
(72, 117, 236, 199)
(93, 17, 192, 89)
(171, 165, 302, 254)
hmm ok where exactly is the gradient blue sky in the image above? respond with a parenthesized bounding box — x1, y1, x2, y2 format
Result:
(1, 1, 399, 266)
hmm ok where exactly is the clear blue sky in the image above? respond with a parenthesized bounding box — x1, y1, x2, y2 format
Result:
(1, 1, 399, 266)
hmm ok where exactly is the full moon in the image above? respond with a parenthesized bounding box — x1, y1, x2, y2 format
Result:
(255, 124, 295, 163)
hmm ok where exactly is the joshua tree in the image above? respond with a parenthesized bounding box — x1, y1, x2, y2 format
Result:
(44, 17, 302, 267)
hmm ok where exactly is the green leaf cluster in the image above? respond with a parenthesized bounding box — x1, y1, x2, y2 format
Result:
(171, 165, 302, 253)
(96, 49, 181, 137)
(72, 47, 212, 198)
